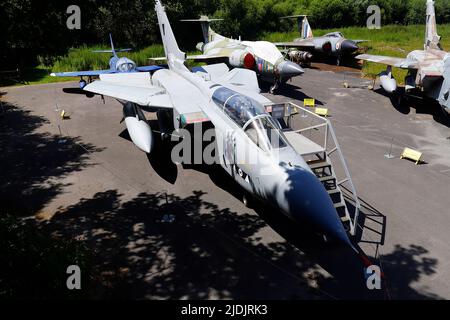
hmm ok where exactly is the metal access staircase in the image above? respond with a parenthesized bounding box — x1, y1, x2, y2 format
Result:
(265, 102, 361, 236)
(306, 153, 352, 231)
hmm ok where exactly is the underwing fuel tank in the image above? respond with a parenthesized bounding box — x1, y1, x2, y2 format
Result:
(123, 102, 153, 153)
(379, 70, 397, 93)
(79, 79, 87, 89)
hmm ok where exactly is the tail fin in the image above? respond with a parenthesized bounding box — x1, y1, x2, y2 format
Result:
(155, 0, 185, 62)
(92, 34, 132, 55)
(109, 33, 117, 57)
(425, 0, 442, 50)
(281, 15, 313, 39)
(181, 16, 223, 44)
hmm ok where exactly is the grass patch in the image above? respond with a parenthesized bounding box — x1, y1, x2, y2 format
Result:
(4, 24, 450, 87)
(0, 44, 202, 87)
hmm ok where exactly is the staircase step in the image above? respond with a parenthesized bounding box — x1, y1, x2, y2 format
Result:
(307, 158, 327, 166)
(309, 161, 332, 170)
(328, 189, 342, 203)
(327, 188, 340, 195)
(334, 202, 346, 209)
(318, 176, 336, 183)
(333, 202, 347, 217)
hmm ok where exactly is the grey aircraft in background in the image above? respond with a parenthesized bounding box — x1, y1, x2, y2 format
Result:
(275, 16, 366, 65)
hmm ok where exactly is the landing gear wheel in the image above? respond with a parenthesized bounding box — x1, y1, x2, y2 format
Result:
(397, 90, 408, 108)
(269, 82, 279, 94)
(242, 193, 252, 208)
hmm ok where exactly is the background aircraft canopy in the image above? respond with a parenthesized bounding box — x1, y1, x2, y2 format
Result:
(115, 57, 137, 72)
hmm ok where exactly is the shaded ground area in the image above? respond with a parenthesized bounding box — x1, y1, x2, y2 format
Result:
(0, 102, 102, 216)
(0, 77, 447, 299)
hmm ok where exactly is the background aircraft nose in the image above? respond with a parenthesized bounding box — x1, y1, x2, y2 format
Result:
(277, 61, 304, 79)
(281, 168, 352, 247)
(340, 40, 359, 53)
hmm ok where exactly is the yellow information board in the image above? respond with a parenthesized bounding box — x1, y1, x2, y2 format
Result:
(303, 99, 315, 107)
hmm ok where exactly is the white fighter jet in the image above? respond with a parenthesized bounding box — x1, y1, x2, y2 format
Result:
(83, 0, 354, 247)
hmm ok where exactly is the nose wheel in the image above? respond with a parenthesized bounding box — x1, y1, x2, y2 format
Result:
(242, 193, 252, 208)
(269, 81, 279, 94)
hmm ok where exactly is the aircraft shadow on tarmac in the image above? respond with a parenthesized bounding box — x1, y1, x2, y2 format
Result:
(375, 87, 450, 128)
(205, 165, 389, 299)
(62, 87, 96, 98)
(119, 120, 179, 185)
(259, 81, 326, 106)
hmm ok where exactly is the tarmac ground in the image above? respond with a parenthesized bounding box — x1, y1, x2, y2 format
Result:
(1, 65, 449, 299)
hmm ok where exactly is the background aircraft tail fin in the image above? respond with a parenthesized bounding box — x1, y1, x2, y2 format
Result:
(425, 0, 442, 50)
(181, 16, 223, 44)
(92, 34, 132, 56)
(281, 15, 313, 39)
(155, 0, 186, 63)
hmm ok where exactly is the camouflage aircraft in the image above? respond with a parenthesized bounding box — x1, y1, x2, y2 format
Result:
(275, 16, 366, 65)
(356, 0, 450, 115)
(152, 16, 304, 94)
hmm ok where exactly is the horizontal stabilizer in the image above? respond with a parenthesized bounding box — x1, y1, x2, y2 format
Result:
(136, 65, 163, 72)
(280, 15, 308, 19)
(51, 70, 114, 77)
(92, 49, 132, 53)
(180, 16, 223, 23)
(149, 53, 229, 63)
(356, 54, 419, 69)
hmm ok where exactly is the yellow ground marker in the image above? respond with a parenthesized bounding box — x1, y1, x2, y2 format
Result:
(400, 147, 422, 165)
(315, 107, 329, 117)
(60, 110, 70, 120)
(303, 98, 315, 108)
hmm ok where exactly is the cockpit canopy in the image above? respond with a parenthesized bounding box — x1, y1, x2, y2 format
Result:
(116, 57, 136, 72)
(212, 86, 267, 127)
(325, 32, 344, 38)
(212, 86, 287, 150)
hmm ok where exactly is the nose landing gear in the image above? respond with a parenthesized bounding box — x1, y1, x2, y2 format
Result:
(269, 81, 279, 94)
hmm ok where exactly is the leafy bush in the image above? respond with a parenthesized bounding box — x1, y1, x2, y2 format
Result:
(0, 214, 92, 299)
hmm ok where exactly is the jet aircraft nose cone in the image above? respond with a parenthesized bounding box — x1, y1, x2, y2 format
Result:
(277, 61, 304, 79)
(280, 168, 352, 247)
(340, 40, 359, 53)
